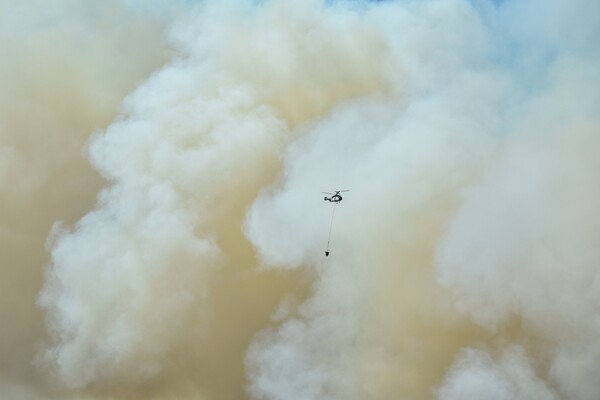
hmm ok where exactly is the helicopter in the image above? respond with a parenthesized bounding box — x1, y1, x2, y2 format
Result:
(323, 190, 349, 203)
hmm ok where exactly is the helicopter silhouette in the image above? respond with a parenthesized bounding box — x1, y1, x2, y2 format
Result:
(323, 190, 349, 203)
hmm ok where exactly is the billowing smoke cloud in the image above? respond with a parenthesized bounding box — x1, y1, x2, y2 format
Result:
(1, 0, 598, 399)
(0, 0, 180, 398)
(245, 1, 599, 399)
(37, 0, 398, 396)
(436, 346, 559, 400)
(435, 53, 600, 399)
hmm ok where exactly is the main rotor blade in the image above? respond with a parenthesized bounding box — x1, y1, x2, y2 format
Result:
(322, 192, 334, 194)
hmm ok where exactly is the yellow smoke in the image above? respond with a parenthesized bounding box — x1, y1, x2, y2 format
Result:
(1, 0, 598, 399)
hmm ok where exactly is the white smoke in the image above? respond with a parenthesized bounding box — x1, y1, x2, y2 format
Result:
(245, 1, 600, 399)
(437, 347, 559, 400)
(436, 58, 600, 400)
(39, 0, 396, 392)
(0, 0, 177, 398)
(7, 0, 596, 399)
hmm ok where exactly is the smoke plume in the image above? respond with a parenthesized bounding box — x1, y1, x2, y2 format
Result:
(0, 0, 598, 399)
(1, 0, 179, 398)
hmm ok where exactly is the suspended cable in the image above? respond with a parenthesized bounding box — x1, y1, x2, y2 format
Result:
(325, 202, 337, 256)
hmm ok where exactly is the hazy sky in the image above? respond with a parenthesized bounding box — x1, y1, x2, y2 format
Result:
(1, 0, 599, 399)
